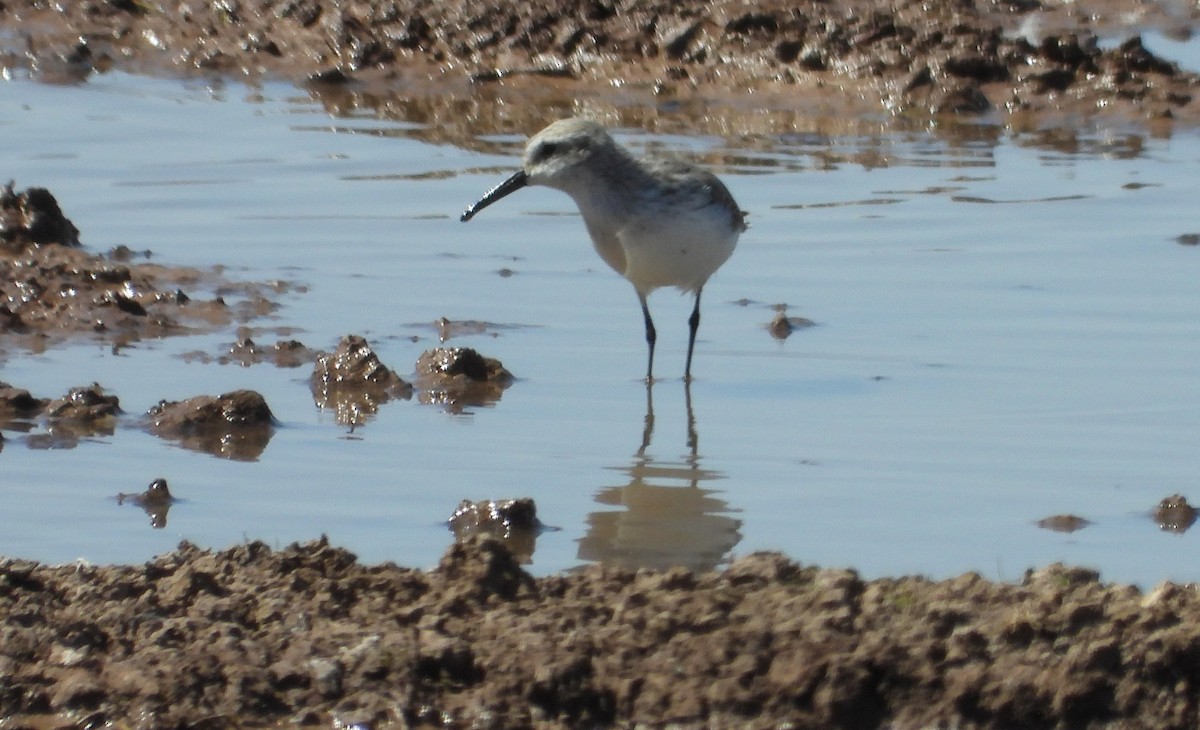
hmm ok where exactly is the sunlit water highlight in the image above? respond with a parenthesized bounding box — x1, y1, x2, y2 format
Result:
(3, 71, 1199, 585)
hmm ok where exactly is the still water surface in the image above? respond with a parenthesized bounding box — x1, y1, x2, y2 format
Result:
(3, 70, 1199, 585)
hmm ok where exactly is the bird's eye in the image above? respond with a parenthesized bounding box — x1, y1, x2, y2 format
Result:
(538, 142, 559, 159)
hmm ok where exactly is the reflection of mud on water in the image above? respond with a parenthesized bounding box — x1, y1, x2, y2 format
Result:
(0, 183, 300, 354)
(1036, 514, 1092, 533)
(176, 319, 318, 367)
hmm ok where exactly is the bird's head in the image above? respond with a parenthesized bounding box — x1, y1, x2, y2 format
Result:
(521, 118, 608, 188)
(461, 118, 610, 222)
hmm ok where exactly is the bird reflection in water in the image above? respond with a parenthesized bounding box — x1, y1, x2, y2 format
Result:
(577, 384, 741, 571)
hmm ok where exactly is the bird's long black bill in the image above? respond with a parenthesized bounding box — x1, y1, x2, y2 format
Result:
(460, 170, 528, 222)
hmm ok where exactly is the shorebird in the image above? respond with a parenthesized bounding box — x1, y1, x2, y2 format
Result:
(461, 117, 745, 382)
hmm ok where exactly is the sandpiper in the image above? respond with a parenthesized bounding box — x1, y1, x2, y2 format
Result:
(461, 117, 745, 382)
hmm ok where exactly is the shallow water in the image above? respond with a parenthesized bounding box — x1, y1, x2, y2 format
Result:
(3, 69, 1200, 586)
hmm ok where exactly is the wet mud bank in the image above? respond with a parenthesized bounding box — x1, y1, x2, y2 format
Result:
(2, 0, 1200, 130)
(4, 537, 1200, 729)
(0, 184, 512, 459)
(0, 183, 298, 354)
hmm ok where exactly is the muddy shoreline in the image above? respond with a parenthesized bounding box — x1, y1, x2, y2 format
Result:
(6, 0, 1200, 727)
(3, 0, 1200, 135)
(5, 537, 1200, 729)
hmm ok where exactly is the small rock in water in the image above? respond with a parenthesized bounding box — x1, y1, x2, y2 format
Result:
(0, 182, 81, 248)
(448, 498, 541, 564)
(145, 390, 274, 461)
(1154, 494, 1197, 533)
(310, 335, 412, 426)
(415, 347, 513, 413)
(117, 478, 177, 529)
(767, 305, 815, 340)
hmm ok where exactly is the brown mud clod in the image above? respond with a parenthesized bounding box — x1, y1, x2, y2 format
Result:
(449, 498, 543, 563)
(116, 478, 177, 529)
(145, 389, 276, 461)
(415, 346, 513, 412)
(310, 334, 414, 426)
(1153, 494, 1198, 533)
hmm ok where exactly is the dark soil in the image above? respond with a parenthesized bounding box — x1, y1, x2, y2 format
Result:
(5, 537, 1200, 729)
(5, 1, 1200, 728)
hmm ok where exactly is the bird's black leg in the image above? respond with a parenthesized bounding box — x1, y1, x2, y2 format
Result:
(639, 293, 656, 383)
(685, 288, 703, 382)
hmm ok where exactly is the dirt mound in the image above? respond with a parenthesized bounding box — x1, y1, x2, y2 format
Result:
(2, 537, 1199, 729)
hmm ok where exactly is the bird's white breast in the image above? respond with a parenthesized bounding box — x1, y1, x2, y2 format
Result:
(615, 203, 739, 294)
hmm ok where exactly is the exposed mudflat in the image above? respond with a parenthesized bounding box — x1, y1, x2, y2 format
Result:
(5, 0, 1200, 728)
(5, 537, 1200, 729)
(2, 0, 1199, 131)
